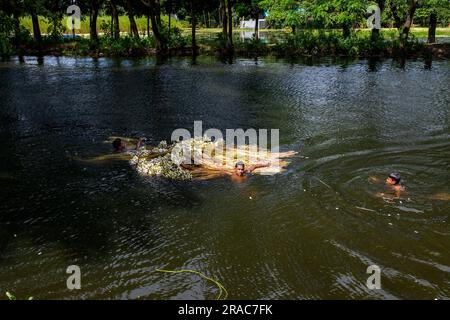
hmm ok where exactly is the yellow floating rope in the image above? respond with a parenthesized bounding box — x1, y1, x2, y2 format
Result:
(156, 269, 228, 300)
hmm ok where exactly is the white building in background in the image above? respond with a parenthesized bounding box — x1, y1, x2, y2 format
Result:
(240, 19, 268, 29)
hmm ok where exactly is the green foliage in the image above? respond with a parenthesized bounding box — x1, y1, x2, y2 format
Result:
(100, 20, 112, 40)
(5, 291, 33, 300)
(6, 291, 16, 300)
(319, 0, 368, 29)
(157, 22, 190, 48)
(261, 0, 369, 31)
(0, 11, 14, 56)
(83, 27, 190, 57)
(111, 37, 146, 55)
(270, 29, 419, 57)
(235, 35, 269, 55)
(168, 26, 190, 48)
(211, 32, 229, 49)
(415, 0, 450, 26)
(73, 38, 91, 53)
(235, 0, 265, 19)
(261, 0, 307, 30)
(1, 0, 448, 58)
(0, 35, 13, 56)
(0, 11, 14, 35)
(46, 14, 66, 41)
(12, 25, 32, 45)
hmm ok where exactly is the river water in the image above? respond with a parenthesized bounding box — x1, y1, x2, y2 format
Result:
(0, 56, 449, 299)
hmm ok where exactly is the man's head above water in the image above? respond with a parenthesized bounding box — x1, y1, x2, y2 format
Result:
(112, 138, 125, 152)
(386, 172, 401, 185)
(235, 161, 246, 176)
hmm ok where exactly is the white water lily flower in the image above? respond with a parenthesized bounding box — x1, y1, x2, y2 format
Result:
(129, 136, 293, 180)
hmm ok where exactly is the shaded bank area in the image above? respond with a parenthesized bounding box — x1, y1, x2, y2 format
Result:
(2, 0, 450, 61)
(7, 34, 450, 61)
(427, 43, 450, 59)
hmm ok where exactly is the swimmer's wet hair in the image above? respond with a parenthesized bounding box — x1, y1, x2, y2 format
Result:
(235, 161, 245, 168)
(112, 138, 122, 150)
(389, 172, 401, 184)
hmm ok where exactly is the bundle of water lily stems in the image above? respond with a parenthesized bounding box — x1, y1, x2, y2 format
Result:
(129, 137, 296, 180)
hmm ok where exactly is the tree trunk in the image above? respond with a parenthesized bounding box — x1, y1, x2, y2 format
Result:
(126, 0, 140, 39)
(90, 2, 99, 44)
(428, 12, 437, 44)
(13, 13, 20, 41)
(140, 0, 167, 52)
(221, 0, 228, 37)
(401, 0, 418, 45)
(52, 16, 58, 37)
(377, 0, 385, 12)
(227, 0, 233, 47)
(150, 11, 165, 52)
(371, 0, 384, 41)
(31, 12, 42, 43)
(150, 17, 161, 50)
(169, 10, 171, 39)
(389, 1, 402, 29)
(111, 13, 113, 38)
(155, 1, 162, 28)
(129, 15, 139, 38)
(111, 1, 120, 39)
(192, 8, 197, 54)
(371, 28, 380, 40)
(343, 23, 351, 38)
(254, 13, 259, 40)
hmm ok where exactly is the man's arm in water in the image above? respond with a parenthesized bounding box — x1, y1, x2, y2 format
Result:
(368, 176, 382, 184)
(247, 162, 271, 173)
(135, 138, 145, 150)
(375, 185, 404, 201)
(429, 193, 450, 201)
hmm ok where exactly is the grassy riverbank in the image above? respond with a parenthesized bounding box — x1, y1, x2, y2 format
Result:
(10, 33, 450, 61)
(5, 16, 450, 60)
(18, 16, 450, 38)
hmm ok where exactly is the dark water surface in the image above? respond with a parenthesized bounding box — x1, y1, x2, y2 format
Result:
(0, 56, 449, 300)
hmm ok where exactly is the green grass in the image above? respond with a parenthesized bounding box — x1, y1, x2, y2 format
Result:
(20, 15, 188, 35)
(405, 27, 450, 37)
(10, 17, 450, 58)
(19, 16, 450, 39)
(193, 27, 450, 38)
(356, 27, 450, 38)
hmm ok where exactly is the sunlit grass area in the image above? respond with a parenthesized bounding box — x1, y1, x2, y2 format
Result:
(19, 16, 450, 39)
(19, 15, 188, 35)
(404, 27, 450, 37)
(355, 27, 450, 39)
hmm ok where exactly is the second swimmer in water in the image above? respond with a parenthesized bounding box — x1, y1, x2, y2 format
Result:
(369, 172, 405, 200)
(112, 137, 146, 152)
